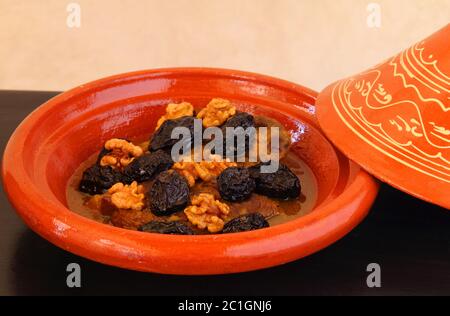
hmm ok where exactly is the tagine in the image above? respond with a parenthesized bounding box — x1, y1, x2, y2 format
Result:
(66, 98, 317, 234)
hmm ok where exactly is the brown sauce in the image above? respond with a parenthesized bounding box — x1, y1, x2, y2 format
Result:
(66, 147, 318, 230)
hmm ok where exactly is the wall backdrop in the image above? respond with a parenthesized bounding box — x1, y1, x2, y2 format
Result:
(0, 0, 449, 91)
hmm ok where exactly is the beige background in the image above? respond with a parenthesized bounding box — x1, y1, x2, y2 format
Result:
(0, 0, 449, 92)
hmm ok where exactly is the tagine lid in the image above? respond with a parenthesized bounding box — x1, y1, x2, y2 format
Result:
(316, 24, 450, 209)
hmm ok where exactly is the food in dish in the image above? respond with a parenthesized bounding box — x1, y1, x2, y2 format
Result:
(217, 167, 255, 202)
(67, 98, 317, 235)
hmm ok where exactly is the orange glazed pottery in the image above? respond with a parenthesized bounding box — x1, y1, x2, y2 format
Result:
(2, 68, 378, 274)
(317, 25, 450, 209)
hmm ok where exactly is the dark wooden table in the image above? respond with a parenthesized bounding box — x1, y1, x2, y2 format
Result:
(0, 90, 449, 296)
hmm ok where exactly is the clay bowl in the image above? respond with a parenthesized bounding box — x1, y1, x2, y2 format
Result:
(317, 25, 450, 209)
(2, 68, 378, 274)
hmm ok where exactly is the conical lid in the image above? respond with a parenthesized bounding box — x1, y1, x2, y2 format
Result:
(316, 24, 450, 209)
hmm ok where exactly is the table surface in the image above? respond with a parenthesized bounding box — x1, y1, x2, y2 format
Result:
(0, 90, 449, 296)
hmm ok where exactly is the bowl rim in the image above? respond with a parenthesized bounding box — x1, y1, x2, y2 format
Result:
(1, 67, 379, 274)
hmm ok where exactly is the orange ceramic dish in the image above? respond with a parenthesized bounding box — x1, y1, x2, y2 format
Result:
(1, 68, 378, 274)
(317, 25, 450, 209)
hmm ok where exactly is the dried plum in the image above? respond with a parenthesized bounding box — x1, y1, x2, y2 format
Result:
(249, 162, 300, 199)
(79, 164, 123, 195)
(122, 150, 173, 183)
(148, 170, 190, 216)
(149, 116, 196, 153)
(217, 167, 255, 202)
(139, 221, 194, 235)
(221, 112, 255, 158)
(222, 213, 269, 233)
(222, 112, 255, 130)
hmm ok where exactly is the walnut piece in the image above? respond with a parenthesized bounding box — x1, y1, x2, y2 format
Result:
(172, 154, 237, 187)
(107, 181, 145, 211)
(184, 193, 230, 233)
(100, 138, 143, 169)
(156, 102, 194, 130)
(197, 98, 236, 127)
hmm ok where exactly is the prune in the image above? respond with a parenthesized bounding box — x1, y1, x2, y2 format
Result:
(148, 170, 190, 216)
(122, 150, 173, 183)
(222, 112, 255, 130)
(221, 112, 255, 158)
(249, 162, 300, 199)
(139, 221, 194, 235)
(149, 116, 196, 153)
(217, 167, 255, 202)
(222, 213, 269, 233)
(79, 164, 123, 195)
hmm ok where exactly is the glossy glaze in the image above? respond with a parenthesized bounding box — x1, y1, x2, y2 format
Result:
(317, 25, 450, 209)
(1, 68, 379, 274)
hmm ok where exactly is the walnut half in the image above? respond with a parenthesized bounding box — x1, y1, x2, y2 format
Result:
(197, 98, 236, 127)
(108, 181, 145, 211)
(156, 101, 194, 130)
(184, 193, 230, 233)
(100, 138, 143, 169)
(172, 154, 237, 187)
